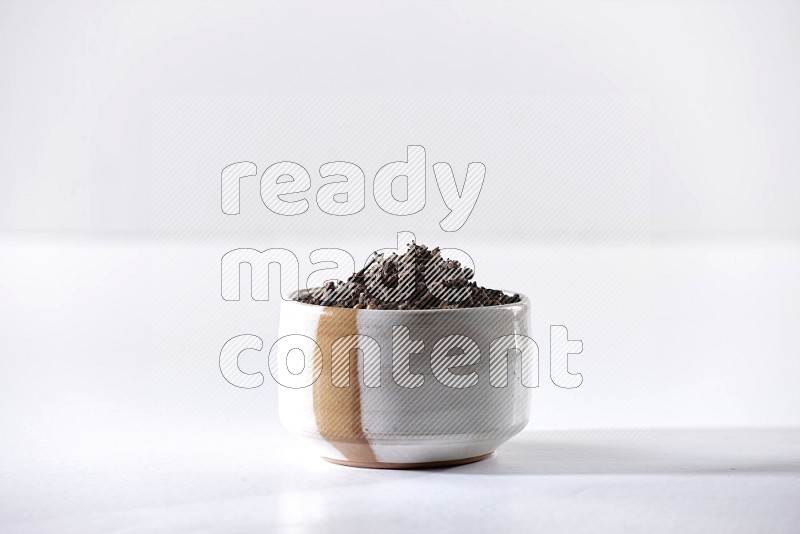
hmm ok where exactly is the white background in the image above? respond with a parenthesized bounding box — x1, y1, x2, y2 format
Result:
(1, 1, 799, 532)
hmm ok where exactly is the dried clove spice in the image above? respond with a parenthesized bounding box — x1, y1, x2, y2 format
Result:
(297, 243, 520, 310)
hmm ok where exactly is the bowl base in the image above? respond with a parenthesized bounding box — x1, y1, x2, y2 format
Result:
(322, 451, 494, 469)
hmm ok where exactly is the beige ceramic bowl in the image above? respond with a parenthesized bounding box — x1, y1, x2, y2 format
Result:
(276, 290, 532, 468)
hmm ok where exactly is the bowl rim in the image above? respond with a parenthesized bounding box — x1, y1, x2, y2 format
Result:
(284, 288, 529, 314)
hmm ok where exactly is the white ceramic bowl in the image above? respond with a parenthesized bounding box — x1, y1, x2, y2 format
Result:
(276, 290, 531, 468)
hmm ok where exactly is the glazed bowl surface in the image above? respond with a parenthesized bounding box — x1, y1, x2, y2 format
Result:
(276, 290, 532, 468)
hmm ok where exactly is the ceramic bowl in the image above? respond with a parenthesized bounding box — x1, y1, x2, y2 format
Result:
(276, 290, 531, 468)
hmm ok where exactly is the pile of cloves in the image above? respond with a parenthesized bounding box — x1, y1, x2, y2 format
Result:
(296, 243, 520, 310)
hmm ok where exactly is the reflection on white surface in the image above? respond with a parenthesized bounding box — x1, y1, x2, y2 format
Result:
(1, 427, 798, 533)
(278, 490, 325, 534)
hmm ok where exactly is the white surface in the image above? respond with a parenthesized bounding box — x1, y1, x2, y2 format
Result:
(1, 239, 799, 532)
(2, 426, 799, 533)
